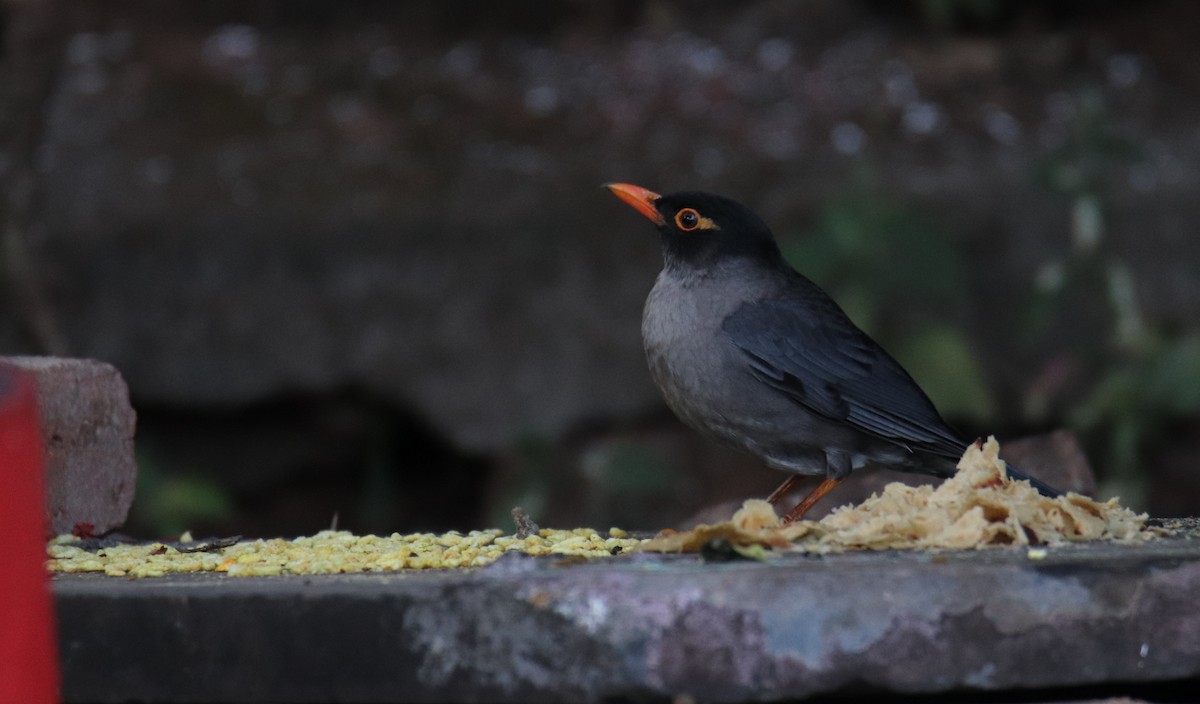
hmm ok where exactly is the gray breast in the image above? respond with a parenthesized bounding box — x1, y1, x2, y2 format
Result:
(640, 262, 829, 474)
(641, 267, 741, 430)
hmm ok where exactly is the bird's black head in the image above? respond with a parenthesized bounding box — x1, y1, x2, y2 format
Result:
(606, 183, 783, 271)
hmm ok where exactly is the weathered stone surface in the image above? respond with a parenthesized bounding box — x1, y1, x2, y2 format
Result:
(55, 528, 1200, 703)
(3, 356, 137, 535)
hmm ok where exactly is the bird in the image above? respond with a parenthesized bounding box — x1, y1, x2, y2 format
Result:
(605, 182, 1060, 523)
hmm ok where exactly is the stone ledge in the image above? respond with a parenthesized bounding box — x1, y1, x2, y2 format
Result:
(55, 526, 1200, 703)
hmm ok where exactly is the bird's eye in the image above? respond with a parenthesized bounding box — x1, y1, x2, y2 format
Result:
(675, 208, 701, 231)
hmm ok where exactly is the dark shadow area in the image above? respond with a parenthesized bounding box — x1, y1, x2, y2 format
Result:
(129, 390, 491, 538)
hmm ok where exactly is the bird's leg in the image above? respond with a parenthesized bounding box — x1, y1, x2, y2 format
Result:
(781, 477, 842, 524)
(766, 475, 802, 505)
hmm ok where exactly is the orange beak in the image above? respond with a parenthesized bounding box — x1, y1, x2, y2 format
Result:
(605, 183, 666, 226)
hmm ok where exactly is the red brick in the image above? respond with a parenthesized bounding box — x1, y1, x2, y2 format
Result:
(1, 357, 136, 535)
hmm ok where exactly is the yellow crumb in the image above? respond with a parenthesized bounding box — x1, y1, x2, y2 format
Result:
(46, 526, 642, 579)
(47, 438, 1156, 577)
(639, 437, 1154, 554)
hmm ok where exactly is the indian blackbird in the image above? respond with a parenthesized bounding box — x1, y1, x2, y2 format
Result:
(606, 183, 1059, 522)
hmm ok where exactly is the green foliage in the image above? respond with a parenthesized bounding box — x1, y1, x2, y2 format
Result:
(1026, 90, 1178, 503)
(780, 187, 993, 421)
(893, 325, 996, 420)
(491, 433, 554, 530)
(1036, 90, 1144, 201)
(1074, 334, 1200, 474)
(580, 441, 672, 494)
(128, 452, 235, 537)
(492, 432, 674, 531)
(782, 191, 965, 332)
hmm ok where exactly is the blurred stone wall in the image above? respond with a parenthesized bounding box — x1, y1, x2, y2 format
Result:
(2, 1, 1198, 528)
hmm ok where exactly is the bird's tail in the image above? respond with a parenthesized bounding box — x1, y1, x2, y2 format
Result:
(1004, 462, 1061, 498)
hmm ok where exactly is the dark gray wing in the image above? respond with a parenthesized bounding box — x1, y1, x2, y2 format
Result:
(722, 287, 966, 458)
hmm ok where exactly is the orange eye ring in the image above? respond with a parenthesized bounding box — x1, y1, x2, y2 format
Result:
(675, 208, 701, 231)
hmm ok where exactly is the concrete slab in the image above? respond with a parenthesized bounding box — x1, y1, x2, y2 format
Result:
(54, 521, 1200, 703)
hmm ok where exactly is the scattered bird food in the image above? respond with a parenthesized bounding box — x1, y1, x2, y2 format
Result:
(46, 440, 1156, 578)
(638, 438, 1156, 554)
(47, 527, 638, 578)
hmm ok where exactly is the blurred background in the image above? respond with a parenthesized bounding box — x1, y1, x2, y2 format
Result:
(2, 0, 1198, 537)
